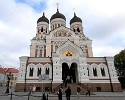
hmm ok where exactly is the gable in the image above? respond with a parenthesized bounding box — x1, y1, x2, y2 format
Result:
(50, 26, 75, 38)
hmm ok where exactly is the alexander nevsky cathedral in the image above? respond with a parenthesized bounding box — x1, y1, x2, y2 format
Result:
(16, 6, 122, 93)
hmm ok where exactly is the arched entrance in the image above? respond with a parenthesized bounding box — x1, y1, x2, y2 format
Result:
(62, 62, 78, 83)
(70, 63, 78, 83)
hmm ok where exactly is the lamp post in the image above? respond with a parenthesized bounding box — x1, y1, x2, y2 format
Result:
(5, 72, 12, 93)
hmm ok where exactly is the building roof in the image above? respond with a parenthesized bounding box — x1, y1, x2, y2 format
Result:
(4, 68, 19, 73)
(70, 13, 82, 25)
(50, 9, 66, 22)
(37, 12, 49, 24)
(0, 67, 5, 74)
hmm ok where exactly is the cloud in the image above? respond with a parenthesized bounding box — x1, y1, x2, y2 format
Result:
(0, 0, 125, 68)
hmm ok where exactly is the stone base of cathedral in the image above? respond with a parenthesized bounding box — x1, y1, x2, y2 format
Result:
(16, 82, 122, 92)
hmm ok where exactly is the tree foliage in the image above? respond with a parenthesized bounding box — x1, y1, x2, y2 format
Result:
(114, 49, 125, 89)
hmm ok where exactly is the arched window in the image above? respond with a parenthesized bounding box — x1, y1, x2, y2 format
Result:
(101, 68, 105, 76)
(55, 45, 58, 51)
(53, 25, 54, 30)
(93, 68, 97, 76)
(55, 24, 57, 28)
(46, 28, 47, 33)
(29, 68, 34, 77)
(58, 24, 60, 27)
(37, 68, 41, 76)
(87, 68, 89, 76)
(73, 28, 75, 32)
(41, 27, 43, 32)
(46, 68, 49, 75)
(39, 49, 42, 57)
(77, 27, 80, 32)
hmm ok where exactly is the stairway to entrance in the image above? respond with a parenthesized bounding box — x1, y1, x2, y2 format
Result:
(52, 83, 92, 95)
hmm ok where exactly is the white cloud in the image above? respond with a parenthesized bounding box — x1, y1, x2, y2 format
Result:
(0, 0, 125, 68)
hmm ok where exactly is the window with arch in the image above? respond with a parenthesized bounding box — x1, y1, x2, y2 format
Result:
(46, 28, 47, 33)
(39, 49, 42, 57)
(53, 25, 54, 30)
(73, 28, 75, 32)
(77, 27, 80, 32)
(29, 68, 34, 77)
(101, 68, 105, 76)
(58, 24, 60, 27)
(87, 68, 89, 76)
(46, 68, 49, 75)
(93, 68, 97, 76)
(55, 45, 58, 51)
(41, 27, 43, 32)
(55, 24, 57, 28)
(37, 68, 41, 76)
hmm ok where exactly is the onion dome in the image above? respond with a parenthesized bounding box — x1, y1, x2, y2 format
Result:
(37, 12, 49, 24)
(70, 13, 82, 25)
(50, 9, 66, 22)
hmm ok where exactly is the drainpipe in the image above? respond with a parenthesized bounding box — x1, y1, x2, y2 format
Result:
(105, 57, 114, 92)
(24, 57, 29, 92)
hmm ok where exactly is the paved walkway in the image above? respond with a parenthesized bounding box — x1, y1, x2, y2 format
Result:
(0, 86, 125, 100)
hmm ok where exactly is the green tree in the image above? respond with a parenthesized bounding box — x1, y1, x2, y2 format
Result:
(114, 49, 125, 89)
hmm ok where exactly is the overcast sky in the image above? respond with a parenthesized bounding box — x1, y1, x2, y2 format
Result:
(0, 0, 125, 68)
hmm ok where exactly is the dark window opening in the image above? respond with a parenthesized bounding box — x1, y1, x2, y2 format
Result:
(101, 68, 105, 76)
(45, 87, 49, 91)
(73, 28, 75, 32)
(36, 87, 40, 91)
(93, 68, 97, 76)
(39, 50, 42, 57)
(46, 68, 49, 75)
(37, 68, 41, 76)
(29, 68, 34, 76)
(87, 68, 89, 76)
(41, 27, 43, 32)
(77, 27, 80, 32)
(96, 87, 101, 92)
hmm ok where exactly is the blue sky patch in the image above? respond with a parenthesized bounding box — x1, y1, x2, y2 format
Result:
(15, 0, 46, 12)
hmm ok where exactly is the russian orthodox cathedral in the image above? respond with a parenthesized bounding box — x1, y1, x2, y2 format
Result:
(16, 7, 122, 93)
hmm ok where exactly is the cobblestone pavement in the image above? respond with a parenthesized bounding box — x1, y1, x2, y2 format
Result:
(0, 86, 125, 100)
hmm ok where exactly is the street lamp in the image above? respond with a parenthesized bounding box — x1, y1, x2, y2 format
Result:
(5, 72, 12, 93)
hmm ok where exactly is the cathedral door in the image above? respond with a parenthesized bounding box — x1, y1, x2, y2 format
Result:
(62, 63, 69, 82)
(62, 62, 78, 83)
(70, 63, 78, 83)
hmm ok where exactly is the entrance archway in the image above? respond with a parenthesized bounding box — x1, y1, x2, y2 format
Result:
(62, 62, 78, 83)
(70, 63, 78, 83)
(62, 63, 69, 82)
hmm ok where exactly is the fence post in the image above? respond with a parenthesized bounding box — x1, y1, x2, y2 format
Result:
(46, 94, 48, 100)
(28, 92, 30, 100)
(10, 92, 13, 100)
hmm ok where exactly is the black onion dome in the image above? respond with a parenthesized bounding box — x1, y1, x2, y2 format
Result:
(37, 12, 49, 24)
(70, 13, 82, 25)
(50, 9, 66, 22)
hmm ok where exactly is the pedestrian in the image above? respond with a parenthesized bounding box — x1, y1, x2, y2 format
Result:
(32, 85, 36, 93)
(86, 87, 91, 96)
(77, 86, 81, 100)
(29, 84, 32, 94)
(58, 87, 62, 100)
(42, 93, 46, 100)
(65, 86, 71, 100)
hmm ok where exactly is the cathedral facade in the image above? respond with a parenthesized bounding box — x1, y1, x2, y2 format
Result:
(16, 8, 122, 92)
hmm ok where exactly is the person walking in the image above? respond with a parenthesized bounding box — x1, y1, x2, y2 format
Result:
(29, 84, 32, 95)
(42, 93, 46, 100)
(86, 87, 91, 96)
(58, 87, 62, 100)
(65, 86, 71, 100)
(32, 85, 36, 93)
(77, 86, 81, 100)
